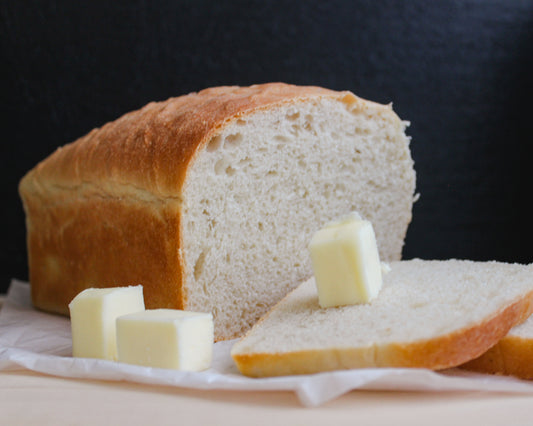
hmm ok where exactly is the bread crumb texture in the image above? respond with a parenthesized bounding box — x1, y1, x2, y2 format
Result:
(182, 94, 414, 338)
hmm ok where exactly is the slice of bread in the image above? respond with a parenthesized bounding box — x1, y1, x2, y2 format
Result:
(231, 259, 533, 377)
(18, 83, 416, 341)
(461, 315, 533, 379)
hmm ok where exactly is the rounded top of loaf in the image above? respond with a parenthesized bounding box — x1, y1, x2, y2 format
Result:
(19, 83, 377, 199)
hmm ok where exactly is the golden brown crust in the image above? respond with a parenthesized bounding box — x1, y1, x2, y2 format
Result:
(232, 290, 533, 377)
(461, 335, 533, 379)
(20, 83, 352, 198)
(18, 83, 361, 334)
(23, 194, 183, 315)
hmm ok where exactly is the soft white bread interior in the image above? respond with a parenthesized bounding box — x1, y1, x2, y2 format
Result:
(461, 313, 533, 379)
(181, 94, 415, 339)
(231, 259, 533, 377)
(19, 83, 416, 341)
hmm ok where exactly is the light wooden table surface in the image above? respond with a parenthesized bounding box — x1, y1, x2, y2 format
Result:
(3, 368, 533, 425)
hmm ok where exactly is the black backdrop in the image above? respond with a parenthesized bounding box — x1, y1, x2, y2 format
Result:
(2, 0, 532, 294)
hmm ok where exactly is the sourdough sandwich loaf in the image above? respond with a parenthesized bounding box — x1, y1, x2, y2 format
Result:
(19, 83, 416, 340)
(231, 259, 533, 377)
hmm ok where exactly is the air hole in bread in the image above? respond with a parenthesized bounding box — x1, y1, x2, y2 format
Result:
(206, 135, 223, 152)
(290, 124, 300, 135)
(355, 127, 370, 136)
(238, 157, 251, 168)
(194, 251, 207, 281)
(224, 133, 243, 149)
(274, 135, 290, 143)
(214, 158, 230, 175)
(286, 111, 300, 121)
(304, 120, 316, 134)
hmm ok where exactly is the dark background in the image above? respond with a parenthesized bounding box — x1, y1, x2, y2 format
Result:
(2, 0, 532, 294)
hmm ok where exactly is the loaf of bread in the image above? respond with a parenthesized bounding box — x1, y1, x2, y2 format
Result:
(461, 314, 533, 379)
(231, 259, 533, 377)
(19, 83, 416, 340)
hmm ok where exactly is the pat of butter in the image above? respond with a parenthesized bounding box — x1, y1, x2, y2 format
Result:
(116, 309, 214, 371)
(309, 213, 383, 308)
(69, 286, 145, 360)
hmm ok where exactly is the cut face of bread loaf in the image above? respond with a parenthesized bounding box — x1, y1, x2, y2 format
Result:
(461, 314, 533, 379)
(19, 83, 416, 340)
(231, 259, 533, 377)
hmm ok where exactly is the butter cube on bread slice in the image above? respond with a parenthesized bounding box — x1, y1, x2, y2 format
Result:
(309, 212, 383, 308)
(116, 309, 214, 371)
(231, 259, 533, 377)
(69, 286, 145, 361)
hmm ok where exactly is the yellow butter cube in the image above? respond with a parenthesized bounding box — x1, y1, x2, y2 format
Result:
(116, 309, 214, 371)
(69, 286, 145, 360)
(309, 213, 383, 308)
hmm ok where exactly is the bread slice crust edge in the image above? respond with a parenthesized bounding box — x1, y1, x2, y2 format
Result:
(232, 285, 533, 377)
(461, 334, 533, 379)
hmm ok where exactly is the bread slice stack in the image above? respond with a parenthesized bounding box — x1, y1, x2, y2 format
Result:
(231, 259, 533, 377)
